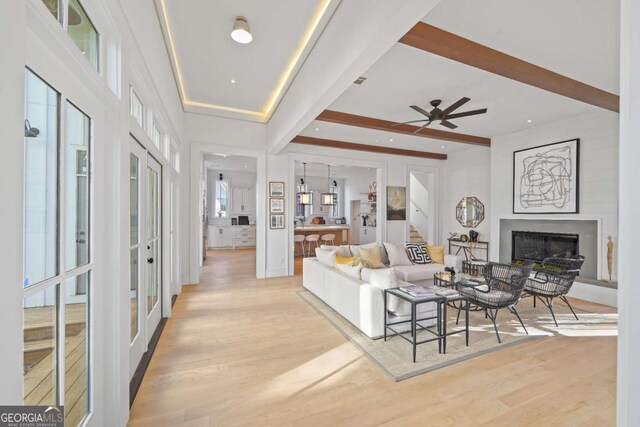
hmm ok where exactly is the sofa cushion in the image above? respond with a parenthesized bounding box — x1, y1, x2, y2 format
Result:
(405, 243, 432, 264)
(393, 263, 444, 282)
(321, 244, 352, 258)
(351, 243, 389, 265)
(426, 245, 445, 264)
(383, 242, 412, 267)
(337, 263, 362, 279)
(335, 254, 358, 268)
(359, 246, 386, 269)
(315, 247, 337, 267)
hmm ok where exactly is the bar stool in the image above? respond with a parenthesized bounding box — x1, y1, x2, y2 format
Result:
(294, 235, 306, 257)
(305, 234, 320, 255)
(321, 233, 336, 246)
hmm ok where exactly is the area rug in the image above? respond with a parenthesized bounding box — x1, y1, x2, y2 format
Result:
(298, 291, 617, 381)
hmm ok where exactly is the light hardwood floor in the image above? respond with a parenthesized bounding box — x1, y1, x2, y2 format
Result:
(129, 249, 617, 426)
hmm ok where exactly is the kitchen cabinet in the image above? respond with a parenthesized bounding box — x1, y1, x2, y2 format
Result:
(208, 226, 233, 248)
(232, 188, 254, 214)
(208, 225, 255, 248)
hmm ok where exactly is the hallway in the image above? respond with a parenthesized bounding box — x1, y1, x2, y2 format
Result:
(128, 250, 616, 426)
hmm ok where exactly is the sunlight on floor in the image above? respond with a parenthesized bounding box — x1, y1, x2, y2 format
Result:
(259, 342, 362, 399)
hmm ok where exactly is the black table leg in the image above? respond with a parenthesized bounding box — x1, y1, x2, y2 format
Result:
(443, 301, 448, 354)
(383, 290, 388, 342)
(412, 302, 417, 363)
(437, 301, 442, 354)
(465, 298, 470, 346)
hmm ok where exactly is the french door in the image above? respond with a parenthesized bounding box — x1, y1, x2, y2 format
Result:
(129, 139, 163, 379)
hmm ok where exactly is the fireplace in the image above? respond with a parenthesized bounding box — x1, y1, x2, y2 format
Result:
(512, 231, 579, 265)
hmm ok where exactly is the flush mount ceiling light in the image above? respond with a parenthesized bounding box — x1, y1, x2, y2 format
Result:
(231, 16, 253, 44)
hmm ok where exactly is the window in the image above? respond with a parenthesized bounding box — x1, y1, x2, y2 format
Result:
(152, 124, 162, 150)
(215, 180, 229, 217)
(40, 0, 99, 70)
(129, 87, 144, 129)
(42, 0, 61, 21)
(67, 0, 99, 70)
(23, 70, 92, 427)
(129, 154, 140, 342)
(296, 184, 311, 218)
(330, 186, 339, 218)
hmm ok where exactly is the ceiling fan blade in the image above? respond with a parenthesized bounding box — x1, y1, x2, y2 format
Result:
(410, 105, 435, 118)
(412, 121, 432, 134)
(391, 119, 429, 127)
(441, 97, 470, 116)
(439, 120, 458, 129)
(445, 108, 488, 120)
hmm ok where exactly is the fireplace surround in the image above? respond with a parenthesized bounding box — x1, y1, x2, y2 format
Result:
(499, 219, 598, 280)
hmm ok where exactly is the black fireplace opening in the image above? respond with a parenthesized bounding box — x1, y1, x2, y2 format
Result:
(512, 230, 579, 267)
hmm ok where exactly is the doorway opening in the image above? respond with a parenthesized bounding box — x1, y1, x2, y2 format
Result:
(409, 170, 437, 244)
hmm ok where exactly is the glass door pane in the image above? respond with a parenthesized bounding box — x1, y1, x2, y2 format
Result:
(23, 286, 58, 406)
(64, 273, 89, 427)
(146, 165, 160, 315)
(65, 103, 91, 273)
(129, 154, 140, 342)
(24, 70, 59, 287)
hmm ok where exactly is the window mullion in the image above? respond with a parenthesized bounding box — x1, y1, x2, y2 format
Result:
(57, 94, 67, 407)
(60, 0, 69, 29)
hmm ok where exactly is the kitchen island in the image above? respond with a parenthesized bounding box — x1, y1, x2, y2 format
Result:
(294, 225, 350, 245)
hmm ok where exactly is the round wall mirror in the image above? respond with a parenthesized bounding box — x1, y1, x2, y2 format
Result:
(456, 197, 485, 228)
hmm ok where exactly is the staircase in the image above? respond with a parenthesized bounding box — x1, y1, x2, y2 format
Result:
(410, 225, 425, 243)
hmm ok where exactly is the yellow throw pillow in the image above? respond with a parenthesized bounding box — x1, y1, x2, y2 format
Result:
(427, 245, 445, 264)
(359, 246, 386, 269)
(335, 255, 357, 268)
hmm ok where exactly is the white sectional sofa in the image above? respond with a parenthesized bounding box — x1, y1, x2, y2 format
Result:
(302, 244, 460, 339)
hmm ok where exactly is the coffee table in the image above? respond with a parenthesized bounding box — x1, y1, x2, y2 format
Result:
(383, 286, 470, 362)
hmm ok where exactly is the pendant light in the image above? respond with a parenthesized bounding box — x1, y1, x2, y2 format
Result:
(321, 165, 335, 206)
(297, 163, 312, 206)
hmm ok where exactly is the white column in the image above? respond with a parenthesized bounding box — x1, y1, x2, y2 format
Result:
(617, 0, 640, 423)
(0, 1, 26, 404)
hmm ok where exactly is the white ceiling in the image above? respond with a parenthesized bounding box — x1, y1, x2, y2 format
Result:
(309, 0, 619, 152)
(158, 0, 338, 121)
(204, 154, 257, 172)
(425, 0, 620, 95)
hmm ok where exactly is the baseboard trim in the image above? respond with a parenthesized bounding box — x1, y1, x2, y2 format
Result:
(129, 294, 179, 407)
(266, 267, 289, 278)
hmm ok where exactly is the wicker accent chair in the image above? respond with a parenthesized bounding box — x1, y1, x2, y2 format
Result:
(523, 256, 585, 327)
(457, 261, 534, 343)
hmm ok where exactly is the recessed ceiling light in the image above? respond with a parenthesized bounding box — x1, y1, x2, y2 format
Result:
(441, 145, 445, 149)
(230, 79, 236, 84)
(243, 165, 248, 168)
(527, 119, 532, 123)
(231, 16, 252, 44)
(315, 127, 319, 131)
(389, 138, 394, 142)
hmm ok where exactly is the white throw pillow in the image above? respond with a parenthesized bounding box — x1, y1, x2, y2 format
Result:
(383, 242, 412, 267)
(321, 245, 352, 258)
(337, 263, 362, 280)
(315, 248, 337, 267)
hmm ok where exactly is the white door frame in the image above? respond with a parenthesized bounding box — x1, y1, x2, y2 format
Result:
(405, 164, 440, 245)
(189, 143, 267, 283)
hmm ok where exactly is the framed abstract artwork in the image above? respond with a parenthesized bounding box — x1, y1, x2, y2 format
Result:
(513, 138, 580, 214)
(270, 198, 284, 213)
(386, 186, 407, 221)
(269, 182, 284, 198)
(270, 214, 285, 229)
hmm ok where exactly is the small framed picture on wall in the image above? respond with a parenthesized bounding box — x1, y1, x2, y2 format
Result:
(270, 198, 284, 213)
(270, 214, 285, 229)
(269, 182, 285, 198)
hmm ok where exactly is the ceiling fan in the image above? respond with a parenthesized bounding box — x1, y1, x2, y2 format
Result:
(394, 97, 487, 132)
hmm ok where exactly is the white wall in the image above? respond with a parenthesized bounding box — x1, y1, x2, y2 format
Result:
(441, 147, 491, 243)
(489, 110, 619, 281)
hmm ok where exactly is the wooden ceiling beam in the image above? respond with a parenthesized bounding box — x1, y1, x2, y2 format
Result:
(291, 135, 447, 160)
(399, 22, 619, 113)
(316, 110, 491, 147)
